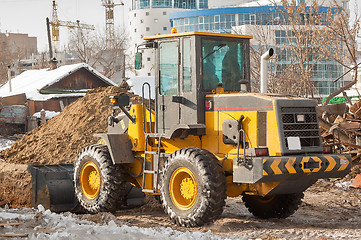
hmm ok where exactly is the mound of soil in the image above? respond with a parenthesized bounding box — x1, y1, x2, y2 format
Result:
(0, 86, 141, 165)
(0, 161, 31, 208)
(0, 86, 142, 207)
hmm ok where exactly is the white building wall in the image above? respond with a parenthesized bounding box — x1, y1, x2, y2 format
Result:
(207, 0, 253, 8)
(128, 8, 185, 76)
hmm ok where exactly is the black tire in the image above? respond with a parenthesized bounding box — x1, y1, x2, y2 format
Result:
(160, 147, 226, 227)
(242, 193, 304, 219)
(74, 144, 126, 213)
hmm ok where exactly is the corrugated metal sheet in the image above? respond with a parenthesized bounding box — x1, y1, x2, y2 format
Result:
(0, 105, 28, 124)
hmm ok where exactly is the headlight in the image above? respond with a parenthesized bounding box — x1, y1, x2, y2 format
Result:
(297, 114, 305, 122)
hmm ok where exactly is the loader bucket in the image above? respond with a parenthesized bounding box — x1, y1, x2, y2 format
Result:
(28, 164, 145, 213)
(28, 164, 78, 213)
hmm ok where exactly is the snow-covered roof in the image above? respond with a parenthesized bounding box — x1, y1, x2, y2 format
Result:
(0, 63, 116, 101)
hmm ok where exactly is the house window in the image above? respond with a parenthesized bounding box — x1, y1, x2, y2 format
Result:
(148, 73, 151, 76)
(163, 27, 167, 31)
(147, 57, 151, 61)
(146, 27, 150, 31)
(146, 12, 149, 16)
(134, 13, 137, 17)
(141, 19, 144, 23)
(134, 28, 137, 32)
(163, 11, 167, 15)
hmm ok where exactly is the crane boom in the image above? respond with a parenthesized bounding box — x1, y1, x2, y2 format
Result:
(50, 0, 95, 43)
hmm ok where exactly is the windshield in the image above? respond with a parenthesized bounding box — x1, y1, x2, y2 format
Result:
(202, 39, 244, 92)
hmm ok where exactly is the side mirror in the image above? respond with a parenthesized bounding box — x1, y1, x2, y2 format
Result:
(135, 52, 142, 70)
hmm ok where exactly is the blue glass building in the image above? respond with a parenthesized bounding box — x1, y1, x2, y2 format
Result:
(168, 5, 343, 95)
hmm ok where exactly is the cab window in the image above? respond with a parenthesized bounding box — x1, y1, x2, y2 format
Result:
(202, 39, 244, 92)
(183, 38, 192, 92)
(160, 41, 179, 95)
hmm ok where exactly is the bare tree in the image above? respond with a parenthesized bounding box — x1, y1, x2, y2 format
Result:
(239, 0, 357, 99)
(68, 29, 97, 65)
(322, 0, 360, 105)
(273, 0, 337, 98)
(67, 27, 128, 79)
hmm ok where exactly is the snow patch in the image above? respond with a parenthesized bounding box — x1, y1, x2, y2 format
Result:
(33, 110, 60, 120)
(335, 181, 352, 191)
(0, 212, 21, 219)
(0, 207, 236, 239)
(0, 138, 15, 151)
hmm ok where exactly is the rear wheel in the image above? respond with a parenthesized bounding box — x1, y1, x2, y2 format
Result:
(242, 193, 304, 219)
(74, 144, 126, 213)
(160, 147, 226, 227)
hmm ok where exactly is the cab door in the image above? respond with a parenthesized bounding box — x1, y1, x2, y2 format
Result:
(157, 40, 180, 133)
(179, 37, 198, 125)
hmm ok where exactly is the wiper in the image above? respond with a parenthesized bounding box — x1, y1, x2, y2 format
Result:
(202, 44, 226, 60)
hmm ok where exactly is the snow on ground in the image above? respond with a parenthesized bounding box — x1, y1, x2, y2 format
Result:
(0, 206, 239, 240)
(0, 138, 15, 151)
(33, 110, 60, 120)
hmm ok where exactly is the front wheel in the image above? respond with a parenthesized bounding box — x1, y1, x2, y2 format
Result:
(160, 147, 227, 227)
(74, 144, 126, 213)
(242, 193, 304, 219)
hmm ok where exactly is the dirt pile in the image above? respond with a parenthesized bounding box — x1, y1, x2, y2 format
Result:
(0, 86, 142, 208)
(0, 161, 31, 208)
(0, 86, 141, 165)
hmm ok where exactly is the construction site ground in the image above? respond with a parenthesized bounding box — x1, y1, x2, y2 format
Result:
(0, 175, 360, 239)
(1, 86, 361, 239)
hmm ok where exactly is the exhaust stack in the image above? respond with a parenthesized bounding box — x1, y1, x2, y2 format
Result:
(260, 48, 274, 94)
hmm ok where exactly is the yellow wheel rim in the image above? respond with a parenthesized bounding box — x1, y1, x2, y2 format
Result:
(80, 162, 101, 200)
(169, 167, 197, 210)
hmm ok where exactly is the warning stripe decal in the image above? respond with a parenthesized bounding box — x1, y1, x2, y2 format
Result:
(263, 155, 351, 176)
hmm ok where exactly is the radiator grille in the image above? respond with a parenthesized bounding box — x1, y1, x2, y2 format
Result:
(280, 107, 321, 148)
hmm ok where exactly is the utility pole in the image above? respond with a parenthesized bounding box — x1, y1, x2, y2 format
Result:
(46, 17, 53, 59)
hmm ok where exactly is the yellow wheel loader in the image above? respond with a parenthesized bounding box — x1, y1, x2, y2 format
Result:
(29, 31, 351, 227)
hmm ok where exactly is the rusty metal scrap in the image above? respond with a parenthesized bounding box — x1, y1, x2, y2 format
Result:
(0, 105, 28, 124)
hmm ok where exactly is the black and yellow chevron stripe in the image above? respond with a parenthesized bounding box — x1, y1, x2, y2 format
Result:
(263, 155, 351, 176)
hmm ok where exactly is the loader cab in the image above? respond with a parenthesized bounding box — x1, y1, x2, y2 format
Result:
(141, 31, 252, 137)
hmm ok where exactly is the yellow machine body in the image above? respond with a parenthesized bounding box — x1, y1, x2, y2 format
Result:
(104, 31, 351, 199)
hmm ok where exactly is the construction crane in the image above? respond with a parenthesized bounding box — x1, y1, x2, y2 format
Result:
(50, 0, 95, 52)
(101, 0, 124, 48)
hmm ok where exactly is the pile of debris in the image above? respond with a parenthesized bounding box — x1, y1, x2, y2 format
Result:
(0, 86, 142, 207)
(317, 100, 361, 182)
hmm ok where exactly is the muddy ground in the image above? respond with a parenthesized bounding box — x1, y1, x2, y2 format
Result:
(105, 180, 360, 239)
(1, 178, 360, 239)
